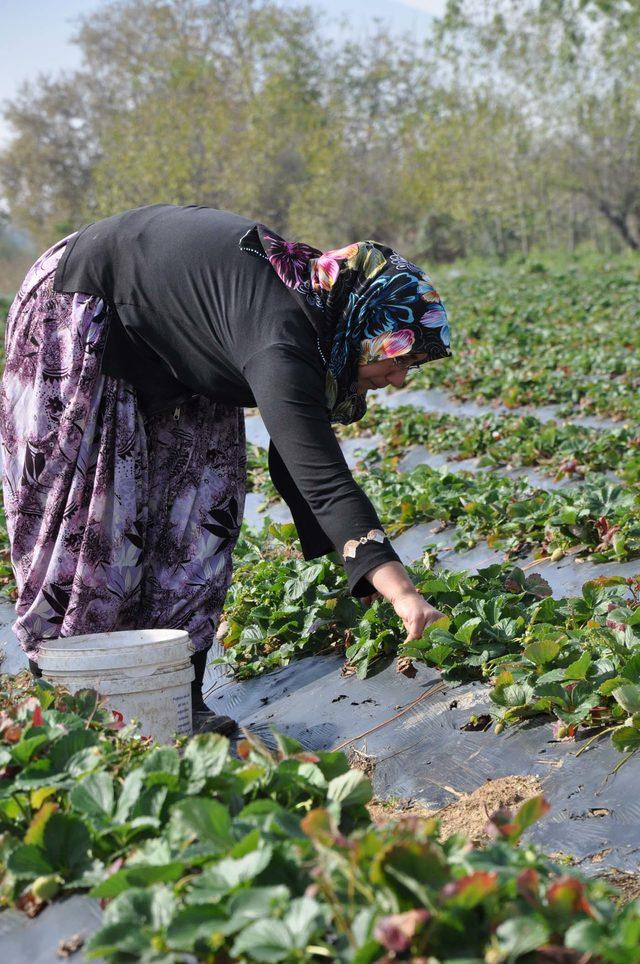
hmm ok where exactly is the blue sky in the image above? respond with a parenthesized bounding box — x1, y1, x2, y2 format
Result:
(0, 0, 446, 144)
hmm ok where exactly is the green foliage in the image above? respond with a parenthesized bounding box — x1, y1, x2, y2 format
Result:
(417, 256, 640, 420)
(339, 404, 640, 484)
(1, 676, 638, 962)
(2, 0, 639, 257)
(361, 460, 640, 562)
(224, 525, 640, 754)
(219, 524, 361, 679)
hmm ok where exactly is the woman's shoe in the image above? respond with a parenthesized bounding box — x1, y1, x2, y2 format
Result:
(190, 646, 238, 736)
(192, 709, 238, 736)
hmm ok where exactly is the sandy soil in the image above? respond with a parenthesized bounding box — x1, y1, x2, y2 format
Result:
(367, 776, 640, 906)
(367, 773, 542, 842)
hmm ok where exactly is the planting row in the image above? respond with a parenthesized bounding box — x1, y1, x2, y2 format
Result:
(337, 405, 640, 483)
(1, 677, 639, 962)
(218, 524, 640, 757)
(416, 255, 640, 422)
(247, 441, 640, 565)
(362, 462, 640, 562)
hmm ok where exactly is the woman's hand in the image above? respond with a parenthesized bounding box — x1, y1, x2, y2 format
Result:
(391, 588, 445, 642)
(363, 560, 444, 641)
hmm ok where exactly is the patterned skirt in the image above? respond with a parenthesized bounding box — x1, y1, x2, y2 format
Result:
(0, 238, 246, 661)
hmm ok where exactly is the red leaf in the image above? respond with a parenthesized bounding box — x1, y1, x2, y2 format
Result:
(440, 871, 499, 907)
(517, 868, 541, 906)
(547, 876, 594, 917)
(108, 709, 125, 730)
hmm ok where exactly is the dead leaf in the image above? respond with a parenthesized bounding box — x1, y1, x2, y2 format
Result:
(57, 934, 85, 958)
(396, 657, 417, 678)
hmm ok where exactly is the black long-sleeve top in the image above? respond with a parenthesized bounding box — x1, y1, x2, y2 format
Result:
(53, 203, 402, 596)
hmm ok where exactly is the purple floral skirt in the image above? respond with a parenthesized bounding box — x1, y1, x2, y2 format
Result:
(0, 238, 246, 661)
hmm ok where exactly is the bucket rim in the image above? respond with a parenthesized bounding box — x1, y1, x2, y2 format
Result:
(38, 629, 193, 656)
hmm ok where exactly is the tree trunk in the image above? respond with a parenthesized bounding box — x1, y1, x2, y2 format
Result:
(598, 200, 640, 250)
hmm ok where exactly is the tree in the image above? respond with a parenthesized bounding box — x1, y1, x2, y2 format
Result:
(1, 0, 638, 259)
(437, 0, 640, 251)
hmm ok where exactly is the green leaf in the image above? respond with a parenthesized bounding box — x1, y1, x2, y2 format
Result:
(565, 919, 606, 954)
(564, 651, 591, 680)
(183, 733, 229, 792)
(64, 747, 103, 777)
(114, 769, 144, 823)
(284, 897, 325, 949)
(85, 922, 144, 958)
(231, 919, 294, 962)
(314, 750, 350, 782)
(455, 617, 482, 644)
(11, 734, 49, 766)
(143, 745, 181, 774)
(141, 745, 181, 787)
(166, 904, 227, 951)
(611, 725, 640, 752)
(24, 801, 58, 846)
(187, 842, 274, 901)
(491, 682, 536, 708)
(70, 772, 115, 821)
(43, 813, 92, 878)
(327, 770, 372, 807)
(168, 797, 233, 852)
(513, 795, 551, 836)
(223, 886, 290, 935)
(49, 730, 99, 772)
(90, 861, 186, 899)
(285, 564, 324, 600)
(523, 637, 561, 666)
(612, 684, 640, 714)
(86, 887, 176, 957)
(496, 915, 551, 956)
(7, 844, 54, 879)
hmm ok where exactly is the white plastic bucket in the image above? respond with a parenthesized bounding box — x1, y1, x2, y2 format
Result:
(39, 629, 195, 742)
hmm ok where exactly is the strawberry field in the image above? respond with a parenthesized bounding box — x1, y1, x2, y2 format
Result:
(3, 253, 640, 961)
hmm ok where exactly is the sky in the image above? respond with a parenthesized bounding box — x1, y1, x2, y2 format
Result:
(0, 0, 447, 144)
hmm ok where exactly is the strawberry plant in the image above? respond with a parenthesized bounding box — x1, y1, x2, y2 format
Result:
(1, 675, 639, 962)
(339, 405, 640, 484)
(222, 528, 640, 755)
(411, 254, 640, 422)
(360, 461, 640, 562)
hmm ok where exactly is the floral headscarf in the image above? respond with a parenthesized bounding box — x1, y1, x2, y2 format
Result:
(239, 225, 451, 424)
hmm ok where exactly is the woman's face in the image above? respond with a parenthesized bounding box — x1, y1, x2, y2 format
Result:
(356, 352, 429, 393)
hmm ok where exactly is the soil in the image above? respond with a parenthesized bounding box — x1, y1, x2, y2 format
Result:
(599, 869, 640, 906)
(368, 778, 640, 907)
(548, 851, 640, 907)
(367, 773, 542, 842)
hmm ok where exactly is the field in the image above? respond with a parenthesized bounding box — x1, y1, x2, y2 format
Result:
(234, 251, 640, 752)
(2, 253, 640, 961)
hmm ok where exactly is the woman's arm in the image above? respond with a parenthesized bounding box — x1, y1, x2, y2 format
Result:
(243, 341, 401, 596)
(243, 342, 444, 635)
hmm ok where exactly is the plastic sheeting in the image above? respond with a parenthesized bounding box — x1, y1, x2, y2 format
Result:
(206, 651, 640, 875)
(2, 387, 639, 953)
(0, 895, 102, 963)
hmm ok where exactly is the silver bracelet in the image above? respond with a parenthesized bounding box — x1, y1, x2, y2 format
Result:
(343, 529, 386, 559)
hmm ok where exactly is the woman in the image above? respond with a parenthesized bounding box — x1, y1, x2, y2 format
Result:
(0, 204, 451, 734)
